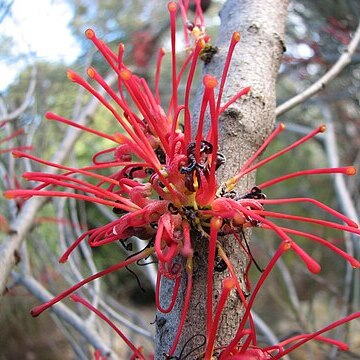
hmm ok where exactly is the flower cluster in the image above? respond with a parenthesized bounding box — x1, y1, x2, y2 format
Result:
(4, 1, 360, 359)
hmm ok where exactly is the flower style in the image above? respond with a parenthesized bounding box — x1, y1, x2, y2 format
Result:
(0, 120, 33, 155)
(4, 1, 360, 359)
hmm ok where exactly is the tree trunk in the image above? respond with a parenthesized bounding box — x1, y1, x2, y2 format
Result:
(155, 0, 289, 358)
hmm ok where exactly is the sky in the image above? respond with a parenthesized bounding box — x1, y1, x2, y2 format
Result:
(1, 0, 79, 91)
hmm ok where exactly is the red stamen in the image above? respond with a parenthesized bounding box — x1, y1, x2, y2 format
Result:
(12, 150, 142, 190)
(155, 48, 166, 105)
(256, 210, 360, 236)
(271, 334, 348, 352)
(71, 294, 146, 359)
(168, 258, 193, 356)
(260, 197, 358, 228)
(264, 225, 360, 268)
(258, 167, 356, 189)
(194, 80, 211, 161)
(290, 242, 321, 273)
(119, 70, 171, 158)
(90, 68, 164, 166)
(117, 43, 126, 100)
(216, 32, 241, 113)
(59, 231, 91, 263)
(168, 2, 178, 118)
(22, 172, 132, 207)
(207, 216, 222, 338)
(0, 146, 33, 155)
(139, 77, 172, 153)
(5, 189, 136, 212)
(205, 278, 235, 359)
(178, 0, 191, 47)
(220, 244, 289, 360)
(46, 111, 118, 142)
(216, 244, 257, 338)
(183, 40, 204, 144)
(219, 86, 251, 114)
(155, 271, 181, 314)
(68, 68, 159, 167)
(0, 128, 25, 144)
(233, 125, 326, 185)
(31, 247, 154, 317)
(66, 69, 160, 167)
(272, 312, 360, 359)
(194, 0, 205, 27)
(206, 76, 219, 195)
(85, 29, 120, 75)
(226, 123, 285, 190)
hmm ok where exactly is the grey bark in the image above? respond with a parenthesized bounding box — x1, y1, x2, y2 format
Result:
(155, 0, 288, 358)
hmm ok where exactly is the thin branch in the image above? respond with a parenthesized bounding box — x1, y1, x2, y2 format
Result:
(0, 72, 117, 298)
(276, 22, 360, 116)
(50, 314, 90, 360)
(322, 107, 359, 359)
(11, 271, 117, 359)
(0, 0, 14, 24)
(275, 256, 304, 327)
(0, 66, 37, 122)
(322, 110, 359, 224)
(251, 311, 280, 345)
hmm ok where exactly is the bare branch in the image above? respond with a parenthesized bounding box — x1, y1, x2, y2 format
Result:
(276, 22, 360, 117)
(0, 66, 37, 122)
(11, 271, 117, 359)
(0, 73, 117, 298)
(322, 107, 359, 359)
(322, 111, 359, 224)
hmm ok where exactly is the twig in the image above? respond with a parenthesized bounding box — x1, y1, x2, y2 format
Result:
(0, 72, 117, 298)
(275, 257, 304, 327)
(0, 66, 37, 122)
(276, 22, 360, 116)
(251, 311, 280, 345)
(322, 107, 359, 359)
(322, 110, 359, 224)
(11, 271, 117, 359)
(50, 314, 90, 360)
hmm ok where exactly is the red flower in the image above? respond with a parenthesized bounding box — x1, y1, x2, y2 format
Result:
(4, 1, 360, 358)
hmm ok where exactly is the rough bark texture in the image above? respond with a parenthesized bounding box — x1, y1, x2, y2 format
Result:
(155, 1, 289, 358)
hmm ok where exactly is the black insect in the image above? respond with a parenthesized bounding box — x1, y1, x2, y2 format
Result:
(128, 166, 144, 179)
(214, 256, 227, 272)
(214, 248, 227, 272)
(156, 316, 167, 329)
(199, 43, 218, 64)
(155, 146, 166, 164)
(168, 203, 179, 215)
(180, 141, 225, 192)
(180, 141, 213, 174)
(215, 152, 226, 170)
(241, 186, 266, 200)
(112, 200, 128, 215)
(186, 21, 195, 31)
(181, 206, 199, 227)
